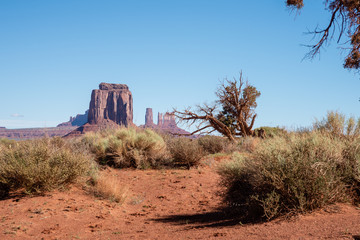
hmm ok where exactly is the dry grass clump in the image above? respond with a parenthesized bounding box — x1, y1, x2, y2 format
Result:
(88, 170, 127, 203)
(254, 126, 288, 138)
(0, 137, 96, 197)
(82, 128, 170, 169)
(314, 111, 360, 138)
(240, 137, 261, 153)
(166, 137, 204, 168)
(0, 138, 17, 147)
(197, 135, 228, 154)
(196, 135, 242, 155)
(218, 130, 360, 221)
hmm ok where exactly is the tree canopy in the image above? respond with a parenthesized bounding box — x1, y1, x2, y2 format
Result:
(287, 0, 360, 70)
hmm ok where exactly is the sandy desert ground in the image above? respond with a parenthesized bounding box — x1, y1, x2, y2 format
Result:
(1, 163, 360, 240)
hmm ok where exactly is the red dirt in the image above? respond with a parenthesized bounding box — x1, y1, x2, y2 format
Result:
(1, 165, 360, 240)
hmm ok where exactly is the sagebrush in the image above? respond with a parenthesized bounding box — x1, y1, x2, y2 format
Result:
(314, 111, 360, 138)
(82, 128, 170, 169)
(218, 131, 360, 220)
(0, 137, 96, 197)
(165, 137, 204, 168)
(197, 135, 228, 154)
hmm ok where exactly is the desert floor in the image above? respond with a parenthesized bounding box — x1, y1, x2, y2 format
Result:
(1, 161, 360, 240)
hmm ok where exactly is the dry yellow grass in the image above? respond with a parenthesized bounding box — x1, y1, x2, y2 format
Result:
(241, 137, 260, 153)
(90, 169, 128, 203)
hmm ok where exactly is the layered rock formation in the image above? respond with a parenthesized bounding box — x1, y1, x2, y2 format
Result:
(88, 83, 133, 127)
(57, 110, 88, 127)
(64, 83, 133, 137)
(0, 83, 193, 140)
(142, 108, 189, 135)
(157, 113, 163, 126)
(162, 112, 177, 128)
(145, 108, 155, 127)
(0, 126, 77, 140)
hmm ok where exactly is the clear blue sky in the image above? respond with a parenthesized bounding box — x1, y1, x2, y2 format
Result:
(0, 0, 359, 130)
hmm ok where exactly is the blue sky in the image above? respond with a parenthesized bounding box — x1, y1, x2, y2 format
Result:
(0, 0, 359, 130)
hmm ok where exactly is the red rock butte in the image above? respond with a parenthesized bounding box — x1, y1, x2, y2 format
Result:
(0, 83, 191, 139)
(88, 82, 133, 126)
(64, 83, 133, 137)
(143, 108, 189, 135)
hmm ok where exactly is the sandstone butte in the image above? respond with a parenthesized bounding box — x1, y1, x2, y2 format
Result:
(143, 107, 190, 136)
(64, 82, 134, 137)
(0, 82, 189, 139)
(88, 83, 133, 126)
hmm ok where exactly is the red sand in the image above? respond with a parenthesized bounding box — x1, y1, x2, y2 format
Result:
(1, 166, 360, 239)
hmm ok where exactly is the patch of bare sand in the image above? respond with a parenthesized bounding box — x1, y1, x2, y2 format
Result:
(0, 166, 360, 239)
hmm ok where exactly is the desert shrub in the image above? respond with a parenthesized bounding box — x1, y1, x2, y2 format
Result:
(82, 128, 169, 169)
(240, 137, 261, 153)
(0, 138, 17, 147)
(166, 137, 204, 168)
(0, 137, 96, 196)
(197, 135, 242, 154)
(198, 135, 227, 154)
(218, 131, 360, 221)
(314, 111, 360, 138)
(254, 126, 287, 138)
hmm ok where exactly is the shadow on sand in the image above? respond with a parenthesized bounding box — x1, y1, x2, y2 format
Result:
(151, 208, 264, 229)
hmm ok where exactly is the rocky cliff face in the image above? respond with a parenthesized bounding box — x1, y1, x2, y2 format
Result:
(145, 108, 154, 126)
(64, 83, 133, 138)
(142, 108, 189, 135)
(57, 110, 88, 127)
(162, 112, 177, 128)
(157, 113, 163, 126)
(88, 83, 133, 127)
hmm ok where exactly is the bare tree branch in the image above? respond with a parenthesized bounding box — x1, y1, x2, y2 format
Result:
(173, 72, 260, 142)
(288, 0, 360, 70)
(305, 4, 341, 59)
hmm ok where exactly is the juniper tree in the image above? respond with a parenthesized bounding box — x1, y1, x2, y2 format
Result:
(174, 72, 261, 142)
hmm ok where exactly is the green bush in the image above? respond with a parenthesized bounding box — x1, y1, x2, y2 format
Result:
(198, 135, 227, 154)
(166, 137, 204, 168)
(82, 128, 170, 169)
(218, 131, 360, 220)
(0, 137, 96, 197)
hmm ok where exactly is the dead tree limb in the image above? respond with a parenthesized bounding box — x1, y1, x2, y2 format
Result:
(173, 72, 260, 142)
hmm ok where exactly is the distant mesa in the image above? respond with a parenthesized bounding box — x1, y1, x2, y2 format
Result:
(0, 126, 76, 140)
(143, 108, 189, 135)
(65, 82, 133, 137)
(0, 82, 190, 140)
(145, 108, 155, 127)
(57, 110, 88, 127)
(60, 83, 133, 129)
(88, 82, 133, 126)
(157, 113, 163, 126)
